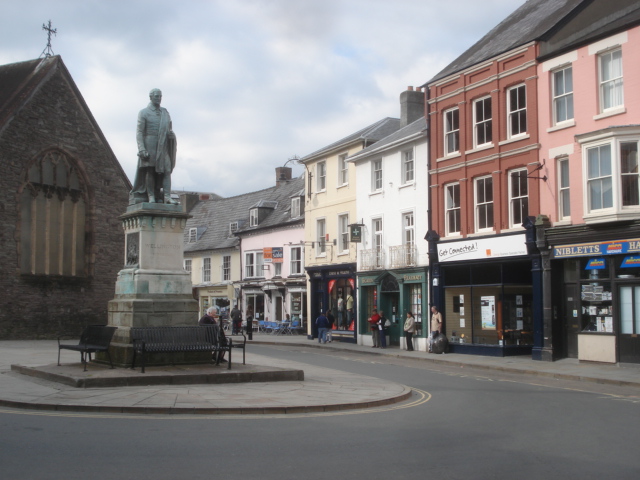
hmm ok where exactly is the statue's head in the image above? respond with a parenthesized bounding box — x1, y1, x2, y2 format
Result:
(149, 88, 162, 106)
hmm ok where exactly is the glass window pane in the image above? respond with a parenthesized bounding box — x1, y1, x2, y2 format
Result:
(620, 286, 633, 334)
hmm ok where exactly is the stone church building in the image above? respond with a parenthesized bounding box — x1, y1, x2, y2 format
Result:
(0, 56, 131, 338)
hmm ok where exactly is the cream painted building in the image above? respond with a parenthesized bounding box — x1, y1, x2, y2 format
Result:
(300, 118, 401, 340)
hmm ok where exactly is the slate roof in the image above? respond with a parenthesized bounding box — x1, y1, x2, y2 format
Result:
(300, 117, 401, 162)
(0, 56, 131, 188)
(539, 0, 640, 60)
(347, 116, 427, 163)
(426, 0, 586, 85)
(184, 175, 305, 253)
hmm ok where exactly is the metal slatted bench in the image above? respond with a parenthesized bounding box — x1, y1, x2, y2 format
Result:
(58, 325, 117, 371)
(130, 325, 232, 373)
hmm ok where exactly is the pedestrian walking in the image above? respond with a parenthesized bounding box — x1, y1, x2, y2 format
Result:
(316, 311, 330, 344)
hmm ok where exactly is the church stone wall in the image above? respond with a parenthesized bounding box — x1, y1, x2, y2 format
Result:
(0, 64, 131, 338)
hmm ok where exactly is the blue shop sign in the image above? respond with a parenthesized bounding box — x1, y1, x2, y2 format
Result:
(621, 255, 640, 268)
(553, 239, 640, 258)
(585, 258, 606, 270)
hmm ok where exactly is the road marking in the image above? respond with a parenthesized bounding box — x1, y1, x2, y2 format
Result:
(0, 389, 432, 421)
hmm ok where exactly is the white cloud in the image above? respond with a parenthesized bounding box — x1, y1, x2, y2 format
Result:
(2, 0, 520, 197)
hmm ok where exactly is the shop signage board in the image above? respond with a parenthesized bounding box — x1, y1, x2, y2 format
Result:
(553, 239, 640, 258)
(263, 247, 283, 263)
(438, 234, 527, 263)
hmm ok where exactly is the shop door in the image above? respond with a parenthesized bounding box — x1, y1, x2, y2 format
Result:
(381, 292, 400, 346)
(275, 295, 283, 321)
(562, 284, 579, 358)
(618, 286, 640, 363)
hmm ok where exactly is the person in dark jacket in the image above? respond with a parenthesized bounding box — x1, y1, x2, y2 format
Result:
(316, 312, 330, 344)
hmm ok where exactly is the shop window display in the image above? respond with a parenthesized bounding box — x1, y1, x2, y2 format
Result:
(445, 285, 533, 346)
(579, 257, 613, 333)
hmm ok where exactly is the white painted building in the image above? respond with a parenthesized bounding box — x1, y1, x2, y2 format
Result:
(349, 87, 430, 351)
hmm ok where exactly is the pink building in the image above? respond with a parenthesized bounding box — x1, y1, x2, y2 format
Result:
(536, 1, 640, 363)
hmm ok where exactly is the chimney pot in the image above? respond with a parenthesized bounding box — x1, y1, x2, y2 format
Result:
(408, 86, 414, 91)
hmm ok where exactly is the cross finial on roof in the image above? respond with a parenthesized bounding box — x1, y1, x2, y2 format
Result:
(40, 20, 57, 58)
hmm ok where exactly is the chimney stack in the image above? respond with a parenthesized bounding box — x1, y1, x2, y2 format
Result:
(400, 86, 425, 127)
(276, 166, 292, 186)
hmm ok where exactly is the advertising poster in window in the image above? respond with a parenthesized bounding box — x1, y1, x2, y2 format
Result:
(481, 296, 496, 330)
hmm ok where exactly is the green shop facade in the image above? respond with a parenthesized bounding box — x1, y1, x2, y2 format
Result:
(357, 268, 428, 351)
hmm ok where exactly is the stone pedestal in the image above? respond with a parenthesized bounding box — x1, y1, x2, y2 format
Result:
(98, 203, 202, 367)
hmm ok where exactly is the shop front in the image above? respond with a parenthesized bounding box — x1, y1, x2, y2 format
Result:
(357, 270, 428, 350)
(549, 235, 640, 364)
(430, 233, 537, 357)
(306, 264, 356, 341)
(195, 284, 234, 320)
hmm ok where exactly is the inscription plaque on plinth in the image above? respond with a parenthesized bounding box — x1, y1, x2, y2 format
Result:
(98, 203, 201, 367)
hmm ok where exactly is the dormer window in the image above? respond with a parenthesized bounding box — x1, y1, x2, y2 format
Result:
(188, 228, 197, 243)
(229, 222, 239, 234)
(291, 197, 301, 218)
(250, 208, 258, 227)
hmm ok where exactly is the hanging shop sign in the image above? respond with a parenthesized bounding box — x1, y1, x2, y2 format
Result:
(438, 234, 527, 262)
(350, 224, 363, 243)
(553, 239, 640, 258)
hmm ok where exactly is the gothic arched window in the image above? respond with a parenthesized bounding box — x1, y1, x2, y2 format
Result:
(19, 150, 88, 276)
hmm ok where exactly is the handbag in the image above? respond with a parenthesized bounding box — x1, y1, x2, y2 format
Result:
(384, 318, 391, 327)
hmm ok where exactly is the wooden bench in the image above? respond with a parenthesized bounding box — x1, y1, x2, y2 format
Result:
(58, 325, 117, 371)
(130, 325, 235, 373)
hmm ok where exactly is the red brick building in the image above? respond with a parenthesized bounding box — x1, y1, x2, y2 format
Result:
(424, 0, 584, 358)
(0, 56, 131, 338)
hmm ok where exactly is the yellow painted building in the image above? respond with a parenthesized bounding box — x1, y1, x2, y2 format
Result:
(300, 118, 401, 339)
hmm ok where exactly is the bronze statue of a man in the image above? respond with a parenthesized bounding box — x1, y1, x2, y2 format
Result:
(129, 88, 178, 205)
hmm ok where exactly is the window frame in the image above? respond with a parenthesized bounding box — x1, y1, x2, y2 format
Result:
(445, 182, 461, 236)
(184, 258, 192, 273)
(473, 96, 492, 148)
(508, 168, 529, 228)
(552, 66, 574, 125)
(402, 148, 415, 184)
(582, 137, 640, 217)
(317, 161, 327, 191)
(202, 257, 211, 283)
(557, 157, 571, 221)
(372, 217, 383, 252)
(291, 197, 301, 218)
(402, 212, 415, 248)
(290, 246, 303, 275)
(372, 159, 383, 192)
(188, 228, 197, 243)
(598, 48, 624, 113)
(444, 107, 460, 156)
(249, 208, 258, 227)
(507, 84, 527, 138)
(338, 153, 349, 186)
(316, 218, 326, 256)
(222, 255, 231, 281)
(338, 213, 349, 254)
(245, 251, 264, 278)
(475, 175, 494, 232)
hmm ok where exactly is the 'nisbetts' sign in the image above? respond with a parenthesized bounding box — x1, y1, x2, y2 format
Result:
(438, 234, 527, 262)
(553, 240, 640, 258)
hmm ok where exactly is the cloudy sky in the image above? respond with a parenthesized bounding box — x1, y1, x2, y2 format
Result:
(2, 0, 520, 197)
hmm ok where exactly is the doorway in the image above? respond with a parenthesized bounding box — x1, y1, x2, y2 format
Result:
(618, 285, 640, 363)
(562, 284, 579, 358)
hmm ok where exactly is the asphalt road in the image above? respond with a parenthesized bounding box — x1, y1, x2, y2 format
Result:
(1, 344, 639, 480)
